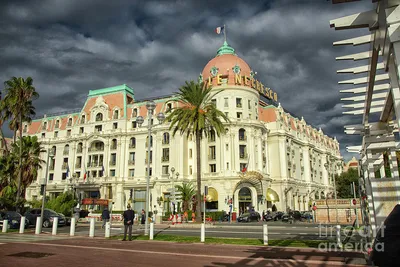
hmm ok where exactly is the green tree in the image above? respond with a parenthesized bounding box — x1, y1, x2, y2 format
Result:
(166, 81, 229, 222)
(2, 77, 39, 207)
(336, 168, 359, 198)
(175, 182, 196, 212)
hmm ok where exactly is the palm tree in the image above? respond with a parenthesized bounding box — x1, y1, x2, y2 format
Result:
(3, 77, 39, 208)
(0, 91, 9, 155)
(166, 81, 229, 222)
(175, 182, 196, 212)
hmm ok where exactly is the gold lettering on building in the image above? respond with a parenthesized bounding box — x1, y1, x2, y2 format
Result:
(217, 74, 223, 85)
(244, 76, 249, 86)
(274, 92, 278, 102)
(235, 74, 242, 84)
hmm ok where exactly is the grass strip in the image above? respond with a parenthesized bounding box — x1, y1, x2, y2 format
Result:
(109, 234, 324, 248)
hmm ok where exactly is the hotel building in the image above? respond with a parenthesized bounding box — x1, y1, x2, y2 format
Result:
(23, 41, 342, 214)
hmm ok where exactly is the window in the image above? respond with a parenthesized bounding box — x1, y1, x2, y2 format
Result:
(132, 121, 137, 128)
(239, 145, 247, 158)
(55, 120, 60, 128)
(111, 139, 117, 150)
(129, 152, 135, 164)
(145, 151, 153, 163)
(76, 172, 80, 178)
(110, 170, 116, 177)
(226, 162, 229, 170)
(224, 97, 228, 107)
(129, 137, 136, 148)
(167, 103, 172, 112)
(113, 122, 118, 129)
(208, 129, 216, 142)
(150, 119, 154, 125)
(42, 122, 47, 131)
(226, 144, 229, 151)
(189, 166, 193, 175)
(79, 127, 84, 134)
(146, 136, 153, 147)
(162, 165, 169, 175)
(248, 100, 251, 109)
(146, 168, 152, 176)
(81, 115, 86, 124)
(209, 146, 216, 160)
(23, 124, 28, 133)
(67, 130, 71, 137)
(68, 118, 72, 126)
(54, 131, 58, 138)
(62, 173, 67, 180)
(41, 133, 45, 138)
(49, 174, 54, 181)
(129, 169, 135, 177)
(239, 128, 246, 140)
(225, 112, 229, 118)
(209, 164, 216, 173)
(163, 132, 170, 144)
(77, 143, 83, 153)
(95, 125, 102, 132)
(96, 113, 103, 121)
(113, 110, 119, 119)
(240, 163, 247, 172)
(132, 108, 138, 117)
(189, 149, 192, 158)
(110, 154, 116, 165)
(162, 148, 169, 161)
(236, 98, 242, 108)
(237, 112, 242, 119)
(63, 145, 69, 155)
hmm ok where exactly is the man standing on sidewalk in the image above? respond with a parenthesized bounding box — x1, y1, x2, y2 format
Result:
(101, 207, 110, 229)
(122, 205, 134, 241)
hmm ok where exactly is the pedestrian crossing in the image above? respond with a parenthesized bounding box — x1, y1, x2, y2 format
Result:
(0, 233, 70, 243)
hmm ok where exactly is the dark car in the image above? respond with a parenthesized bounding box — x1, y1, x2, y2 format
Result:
(263, 213, 273, 221)
(281, 213, 290, 222)
(291, 210, 302, 220)
(273, 211, 284, 221)
(24, 209, 66, 228)
(369, 204, 400, 266)
(0, 211, 30, 229)
(301, 211, 313, 221)
(58, 213, 71, 226)
(237, 212, 261, 222)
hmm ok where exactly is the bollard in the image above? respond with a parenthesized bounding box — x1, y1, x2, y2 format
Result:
(263, 224, 268, 245)
(70, 217, 76, 236)
(150, 222, 154, 240)
(19, 216, 26, 234)
(336, 225, 342, 248)
(2, 220, 8, 233)
(201, 223, 205, 243)
(105, 222, 111, 238)
(89, 217, 95, 238)
(35, 217, 41, 234)
(52, 217, 58, 235)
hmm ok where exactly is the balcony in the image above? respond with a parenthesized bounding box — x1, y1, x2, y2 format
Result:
(236, 103, 242, 108)
(129, 144, 136, 149)
(301, 166, 304, 172)
(208, 137, 216, 143)
(288, 161, 292, 167)
(63, 150, 69, 155)
(128, 160, 135, 165)
(49, 165, 55, 171)
(109, 161, 116, 166)
(88, 147, 104, 152)
(42, 126, 46, 131)
(239, 153, 248, 159)
(239, 135, 247, 141)
(162, 139, 170, 145)
(161, 156, 169, 162)
(67, 121, 72, 127)
(75, 163, 82, 168)
(110, 145, 117, 150)
(208, 155, 216, 160)
(145, 159, 152, 164)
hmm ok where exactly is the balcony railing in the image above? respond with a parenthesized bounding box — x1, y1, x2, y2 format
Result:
(128, 160, 135, 165)
(88, 147, 104, 152)
(110, 145, 117, 150)
(49, 165, 55, 171)
(109, 161, 116, 166)
(145, 159, 152, 164)
(75, 163, 82, 168)
(239, 153, 248, 159)
(67, 121, 72, 127)
(239, 135, 247, 141)
(208, 137, 216, 142)
(236, 103, 242, 108)
(129, 144, 136, 149)
(162, 139, 170, 145)
(161, 156, 169, 162)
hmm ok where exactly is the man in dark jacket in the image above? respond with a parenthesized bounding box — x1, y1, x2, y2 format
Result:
(101, 207, 110, 229)
(122, 204, 134, 241)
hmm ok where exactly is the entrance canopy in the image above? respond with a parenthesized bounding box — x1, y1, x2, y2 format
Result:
(206, 187, 218, 202)
(266, 188, 279, 202)
(234, 171, 264, 196)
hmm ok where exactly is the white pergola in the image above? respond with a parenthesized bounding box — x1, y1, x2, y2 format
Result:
(330, 0, 400, 238)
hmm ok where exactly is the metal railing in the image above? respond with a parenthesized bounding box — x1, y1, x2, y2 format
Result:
(161, 156, 169, 162)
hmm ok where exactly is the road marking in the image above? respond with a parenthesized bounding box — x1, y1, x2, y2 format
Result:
(0, 243, 5, 245)
(17, 242, 352, 266)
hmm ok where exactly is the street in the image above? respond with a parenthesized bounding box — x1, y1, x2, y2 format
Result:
(0, 234, 367, 267)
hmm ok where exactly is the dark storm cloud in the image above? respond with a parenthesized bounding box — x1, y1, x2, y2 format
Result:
(0, 0, 374, 160)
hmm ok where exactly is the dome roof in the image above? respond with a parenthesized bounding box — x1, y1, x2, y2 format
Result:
(201, 41, 252, 86)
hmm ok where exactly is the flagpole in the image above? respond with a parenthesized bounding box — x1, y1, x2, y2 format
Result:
(224, 24, 226, 42)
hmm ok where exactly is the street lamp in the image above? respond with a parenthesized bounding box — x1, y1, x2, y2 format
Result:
(170, 167, 179, 214)
(40, 148, 55, 233)
(136, 101, 165, 236)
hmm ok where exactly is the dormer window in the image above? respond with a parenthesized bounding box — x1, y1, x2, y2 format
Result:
(96, 113, 103, 122)
(113, 110, 119, 120)
(23, 124, 28, 133)
(55, 120, 60, 128)
(81, 115, 86, 124)
(167, 103, 172, 112)
(132, 108, 138, 117)
(42, 122, 47, 131)
(67, 118, 72, 127)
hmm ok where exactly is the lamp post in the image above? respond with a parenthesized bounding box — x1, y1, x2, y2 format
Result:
(136, 101, 165, 236)
(169, 167, 179, 214)
(40, 148, 55, 233)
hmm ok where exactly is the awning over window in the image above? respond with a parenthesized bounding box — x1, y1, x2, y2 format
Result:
(206, 187, 218, 202)
(266, 188, 280, 202)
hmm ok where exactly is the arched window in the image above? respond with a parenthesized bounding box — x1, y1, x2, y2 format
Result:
(111, 139, 117, 150)
(320, 191, 325, 199)
(130, 137, 136, 148)
(209, 129, 216, 142)
(51, 146, 57, 156)
(96, 113, 103, 122)
(55, 120, 60, 128)
(43, 121, 47, 131)
(63, 144, 69, 155)
(113, 110, 119, 120)
(81, 115, 86, 124)
(23, 124, 28, 133)
(77, 142, 83, 153)
(239, 128, 246, 141)
(90, 141, 105, 152)
(68, 118, 73, 127)
(132, 108, 138, 117)
(163, 132, 170, 144)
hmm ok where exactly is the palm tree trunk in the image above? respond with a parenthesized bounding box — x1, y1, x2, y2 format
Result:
(0, 123, 9, 155)
(16, 113, 23, 211)
(195, 130, 202, 222)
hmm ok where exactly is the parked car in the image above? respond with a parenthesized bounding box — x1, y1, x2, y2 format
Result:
(0, 211, 30, 229)
(281, 213, 290, 222)
(58, 213, 71, 226)
(24, 209, 66, 228)
(237, 212, 261, 222)
(291, 210, 302, 220)
(263, 213, 273, 221)
(272, 211, 284, 221)
(369, 204, 400, 266)
(301, 211, 313, 221)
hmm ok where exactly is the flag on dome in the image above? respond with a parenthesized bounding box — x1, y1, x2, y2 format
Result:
(215, 26, 224, 34)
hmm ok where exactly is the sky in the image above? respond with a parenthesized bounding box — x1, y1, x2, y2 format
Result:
(0, 0, 374, 161)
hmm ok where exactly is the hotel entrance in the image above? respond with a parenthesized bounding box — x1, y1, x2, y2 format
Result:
(238, 187, 252, 214)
